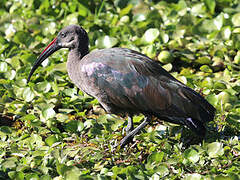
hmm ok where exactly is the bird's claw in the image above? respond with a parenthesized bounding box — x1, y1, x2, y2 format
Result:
(122, 126, 132, 135)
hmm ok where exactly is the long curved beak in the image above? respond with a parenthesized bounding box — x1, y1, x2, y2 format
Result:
(27, 38, 60, 82)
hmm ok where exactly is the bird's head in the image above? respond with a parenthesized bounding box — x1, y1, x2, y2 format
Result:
(27, 25, 89, 82)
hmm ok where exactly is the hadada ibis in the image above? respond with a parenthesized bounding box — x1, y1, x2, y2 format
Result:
(28, 25, 215, 148)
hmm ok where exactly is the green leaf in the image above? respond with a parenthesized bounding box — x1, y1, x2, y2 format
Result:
(42, 107, 56, 120)
(77, 2, 89, 17)
(214, 176, 233, 180)
(158, 51, 174, 64)
(160, 32, 169, 43)
(142, 45, 157, 58)
(64, 13, 79, 26)
(207, 142, 224, 158)
(53, 62, 67, 72)
(56, 162, 68, 176)
(45, 135, 59, 146)
(184, 173, 202, 180)
(84, 119, 94, 128)
(35, 81, 51, 93)
(5, 24, 16, 39)
(204, 0, 215, 14)
(221, 26, 231, 40)
(213, 81, 227, 90)
(9, 2, 21, 14)
(0, 44, 9, 54)
(141, 28, 160, 44)
(42, 22, 57, 36)
(206, 93, 218, 106)
(22, 87, 35, 102)
(200, 65, 212, 73)
(162, 63, 172, 71)
(156, 165, 169, 177)
(2, 160, 16, 169)
(16, 78, 27, 87)
(147, 151, 164, 164)
(39, 0, 49, 11)
(133, 14, 146, 22)
(110, 117, 124, 131)
(64, 120, 84, 133)
(5, 69, 16, 80)
(40, 175, 51, 180)
(120, 4, 133, 17)
(62, 88, 77, 97)
(64, 166, 81, 180)
(234, 51, 240, 64)
(213, 13, 224, 30)
(25, 173, 39, 180)
(184, 148, 199, 163)
(191, 3, 206, 16)
(201, 77, 213, 88)
(13, 31, 29, 45)
(21, 53, 37, 64)
(196, 56, 211, 65)
(232, 13, 240, 26)
(0, 62, 8, 72)
(217, 91, 230, 104)
(95, 36, 118, 49)
(0, 126, 12, 134)
(8, 171, 24, 180)
(151, 173, 161, 179)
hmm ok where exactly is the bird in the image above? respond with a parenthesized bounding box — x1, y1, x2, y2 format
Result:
(27, 25, 215, 148)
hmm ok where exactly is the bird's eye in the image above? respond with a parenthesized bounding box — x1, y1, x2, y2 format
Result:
(60, 32, 66, 38)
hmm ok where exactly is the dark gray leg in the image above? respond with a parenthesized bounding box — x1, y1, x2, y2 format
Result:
(123, 116, 134, 135)
(119, 115, 150, 148)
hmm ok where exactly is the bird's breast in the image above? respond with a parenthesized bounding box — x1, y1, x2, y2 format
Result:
(75, 54, 172, 113)
(79, 61, 147, 96)
(78, 62, 111, 96)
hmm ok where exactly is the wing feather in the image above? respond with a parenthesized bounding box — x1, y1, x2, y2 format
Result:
(82, 48, 215, 132)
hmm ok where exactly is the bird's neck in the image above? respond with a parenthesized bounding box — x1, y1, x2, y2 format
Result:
(69, 45, 89, 60)
(79, 45, 89, 58)
(67, 47, 88, 85)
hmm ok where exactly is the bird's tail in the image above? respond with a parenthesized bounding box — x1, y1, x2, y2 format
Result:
(158, 115, 207, 137)
(182, 86, 216, 123)
(184, 117, 207, 137)
(180, 87, 215, 137)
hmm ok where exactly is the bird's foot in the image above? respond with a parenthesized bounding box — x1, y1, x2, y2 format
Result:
(122, 116, 134, 135)
(112, 136, 134, 150)
(119, 134, 134, 148)
(122, 126, 134, 136)
(117, 117, 149, 149)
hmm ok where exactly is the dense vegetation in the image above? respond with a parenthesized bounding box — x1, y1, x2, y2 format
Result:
(0, 0, 240, 179)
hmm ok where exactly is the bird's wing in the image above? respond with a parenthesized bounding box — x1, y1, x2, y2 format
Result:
(82, 48, 215, 125)
(122, 48, 215, 123)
